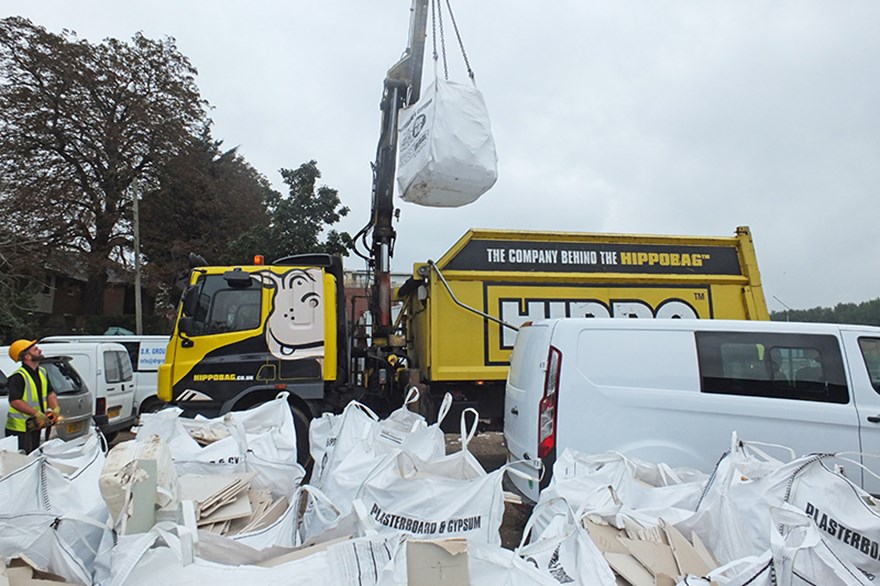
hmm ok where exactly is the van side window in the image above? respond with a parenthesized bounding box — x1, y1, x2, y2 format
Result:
(120, 342, 139, 372)
(103, 350, 132, 384)
(858, 337, 880, 393)
(104, 351, 122, 383)
(696, 332, 848, 403)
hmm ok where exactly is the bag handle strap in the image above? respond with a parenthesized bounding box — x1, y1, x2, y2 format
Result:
(436, 392, 453, 426)
(737, 438, 795, 462)
(460, 407, 479, 450)
(293, 485, 342, 545)
(345, 399, 380, 422)
(517, 496, 576, 550)
(294, 484, 341, 524)
(808, 451, 880, 485)
(403, 386, 420, 407)
(706, 554, 770, 580)
(501, 459, 543, 484)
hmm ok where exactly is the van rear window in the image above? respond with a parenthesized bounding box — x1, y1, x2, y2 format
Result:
(858, 337, 880, 393)
(696, 332, 848, 403)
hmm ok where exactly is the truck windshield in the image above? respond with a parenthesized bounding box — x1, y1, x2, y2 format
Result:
(188, 274, 262, 336)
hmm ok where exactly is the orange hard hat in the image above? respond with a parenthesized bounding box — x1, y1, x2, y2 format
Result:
(9, 339, 36, 362)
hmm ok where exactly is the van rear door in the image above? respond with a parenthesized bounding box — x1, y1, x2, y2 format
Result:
(101, 344, 136, 421)
(842, 330, 880, 494)
(504, 321, 553, 502)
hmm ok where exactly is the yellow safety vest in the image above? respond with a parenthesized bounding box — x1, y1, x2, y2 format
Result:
(6, 366, 48, 432)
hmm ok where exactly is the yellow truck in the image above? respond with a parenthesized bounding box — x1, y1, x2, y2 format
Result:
(397, 225, 769, 424)
(158, 225, 769, 456)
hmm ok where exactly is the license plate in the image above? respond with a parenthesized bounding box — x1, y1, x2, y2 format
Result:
(66, 420, 85, 435)
(108, 406, 121, 419)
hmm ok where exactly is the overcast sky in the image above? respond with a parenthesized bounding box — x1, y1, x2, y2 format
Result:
(5, 1, 880, 311)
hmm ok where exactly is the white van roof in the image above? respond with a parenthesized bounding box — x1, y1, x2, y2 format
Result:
(39, 340, 130, 353)
(42, 335, 169, 342)
(535, 318, 880, 336)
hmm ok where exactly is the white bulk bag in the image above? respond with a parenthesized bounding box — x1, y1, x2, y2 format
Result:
(353, 409, 531, 545)
(309, 391, 451, 521)
(99, 522, 401, 586)
(138, 394, 305, 496)
(396, 76, 497, 207)
(293, 484, 366, 545)
(0, 429, 110, 585)
(517, 497, 616, 585)
(537, 448, 706, 534)
(702, 507, 873, 586)
(684, 439, 880, 576)
(309, 400, 380, 486)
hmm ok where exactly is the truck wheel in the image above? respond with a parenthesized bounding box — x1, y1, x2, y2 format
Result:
(417, 390, 436, 424)
(138, 397, 168, 415)
(289, 404, 312, 469)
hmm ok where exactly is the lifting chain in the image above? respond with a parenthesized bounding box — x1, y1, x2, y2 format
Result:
(430, 0, 474, 81)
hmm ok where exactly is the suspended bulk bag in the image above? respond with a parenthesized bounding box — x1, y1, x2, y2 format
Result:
(396, 77, 498, 207)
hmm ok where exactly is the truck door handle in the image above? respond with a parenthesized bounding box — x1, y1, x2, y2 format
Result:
(510, 406, 519, 416)
(868, 415, 880, 423)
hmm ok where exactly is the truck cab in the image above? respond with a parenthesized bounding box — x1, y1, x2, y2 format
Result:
(158, 254, 347, 463)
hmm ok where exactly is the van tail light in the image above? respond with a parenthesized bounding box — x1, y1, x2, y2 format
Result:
(96, 397, 106, 416)
(538, 345, 561, 459)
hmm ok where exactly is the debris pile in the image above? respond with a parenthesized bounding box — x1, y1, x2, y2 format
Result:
(0, 394, 877, 585)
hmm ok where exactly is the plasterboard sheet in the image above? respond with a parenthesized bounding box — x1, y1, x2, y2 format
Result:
(605, 552, 654, 586)
(584, 518, 629, 555)
(197, 492, 252, 526)
(619, 537, 677, 578)
(662, 520, 712, 577)
(244, 497, 288, 534)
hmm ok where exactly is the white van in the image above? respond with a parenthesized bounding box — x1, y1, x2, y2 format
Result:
(42, 335, 169, 415)
(504, 318, 880, 502)
(39, 341, 137, 440)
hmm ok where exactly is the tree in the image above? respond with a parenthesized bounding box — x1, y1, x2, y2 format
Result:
(229, 160, 353, 262)
(0, 228, 44, 340)
(0, 17, 209, 314)
(770, 298, 880, 326)
(140, 134, 275, 307)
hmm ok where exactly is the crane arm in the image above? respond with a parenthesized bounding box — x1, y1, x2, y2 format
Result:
(370, 0, 429, 341)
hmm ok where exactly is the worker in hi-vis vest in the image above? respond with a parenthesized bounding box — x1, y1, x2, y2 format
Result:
(5, 340, 59, 453)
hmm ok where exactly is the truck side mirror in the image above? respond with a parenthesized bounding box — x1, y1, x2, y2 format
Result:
(181, 286, 199, 317)
(179, 316, 194, 336)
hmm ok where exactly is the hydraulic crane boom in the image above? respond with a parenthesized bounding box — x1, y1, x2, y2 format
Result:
(370, 0, 429, 342)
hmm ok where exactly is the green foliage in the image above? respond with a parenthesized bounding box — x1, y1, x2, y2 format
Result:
(0, 228, 47, 341)
(0, 17, 209, 314)
(140, 134, 274, 307)
(770, 298, 880, 326)
(228, 160, 353, 262)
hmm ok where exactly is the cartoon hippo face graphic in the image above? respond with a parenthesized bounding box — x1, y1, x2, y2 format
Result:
(257, 268, 324, 360)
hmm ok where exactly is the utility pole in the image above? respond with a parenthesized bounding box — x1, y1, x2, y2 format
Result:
(772, 295, 792, 322)
(132, 182, 143, 335)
